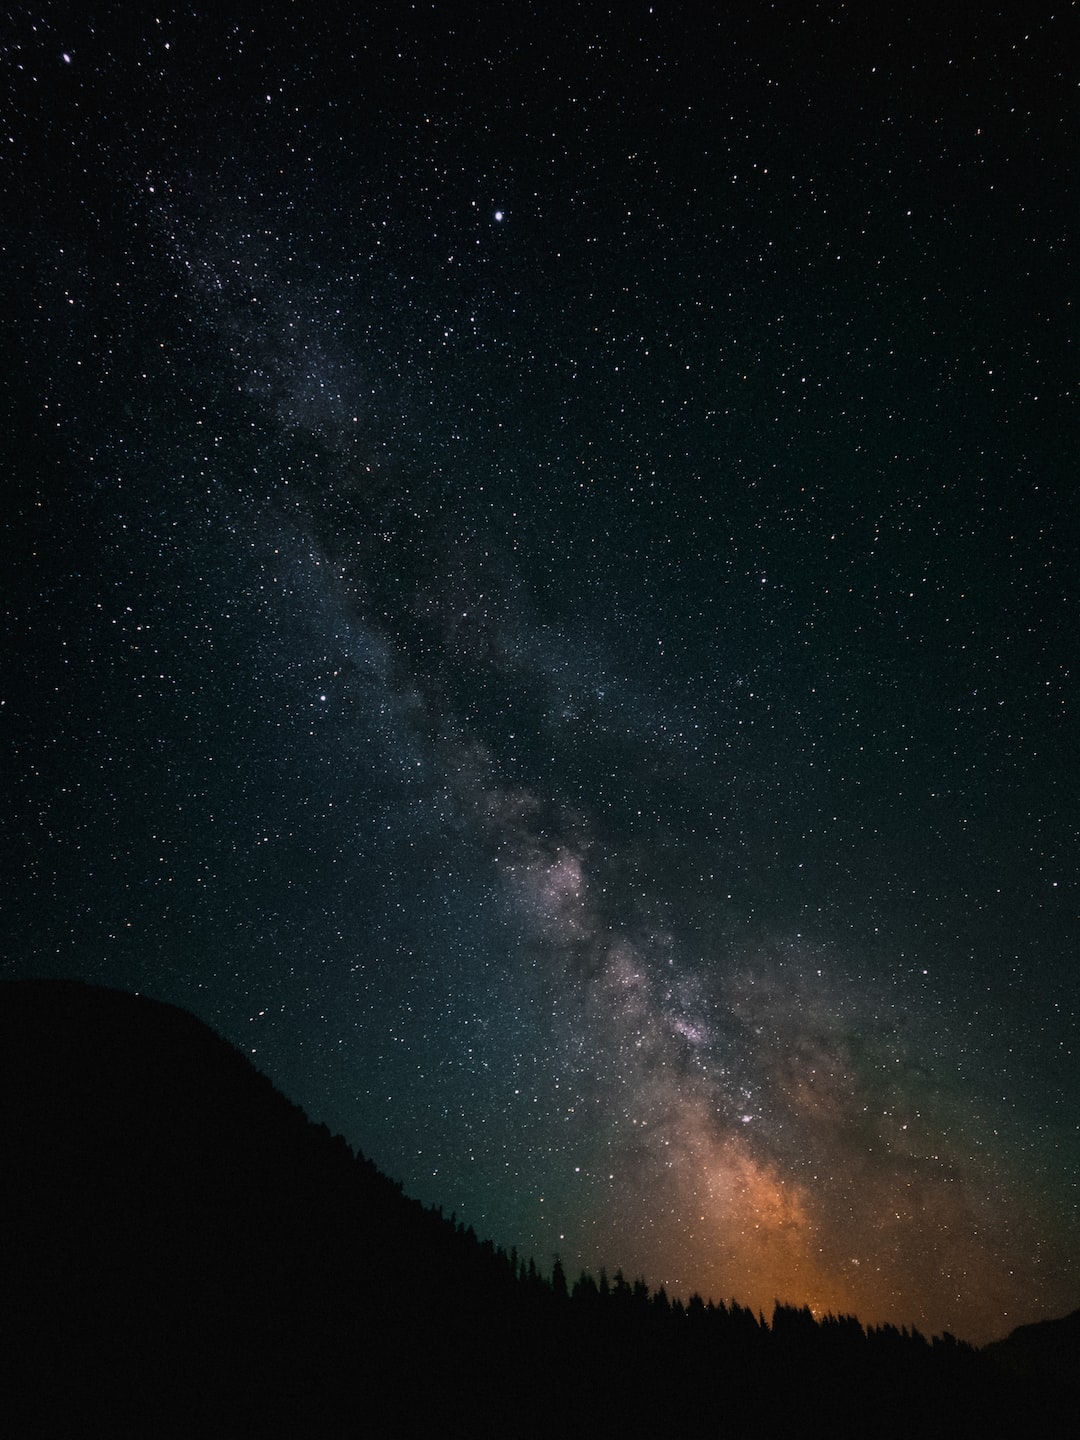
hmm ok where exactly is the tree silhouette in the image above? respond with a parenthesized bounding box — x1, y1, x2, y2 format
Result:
(552, 1255, 568, 1302)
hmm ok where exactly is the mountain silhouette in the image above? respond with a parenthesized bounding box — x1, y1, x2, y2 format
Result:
(2, 978, 1073, 1437)
(2, 978, 502, 1434)
(982, 1308, 1080, 1389)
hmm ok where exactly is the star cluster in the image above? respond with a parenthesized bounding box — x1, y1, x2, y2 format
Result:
(3, 3, 1076, 1344)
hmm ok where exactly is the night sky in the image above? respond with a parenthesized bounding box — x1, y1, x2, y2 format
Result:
(4, 3, 1077, 1346)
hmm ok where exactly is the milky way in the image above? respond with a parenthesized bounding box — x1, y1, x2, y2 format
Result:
(4, 3, 1076, 1345)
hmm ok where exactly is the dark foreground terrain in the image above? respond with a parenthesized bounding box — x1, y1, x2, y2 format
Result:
(2, 979, 1074, 1436)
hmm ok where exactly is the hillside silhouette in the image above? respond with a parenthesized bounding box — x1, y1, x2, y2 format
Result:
(2, 979, 1072, 1436)
(982, 1307, 1080, 1389)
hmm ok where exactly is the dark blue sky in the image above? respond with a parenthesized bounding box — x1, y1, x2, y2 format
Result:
(4, 2, 1076, 1344)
